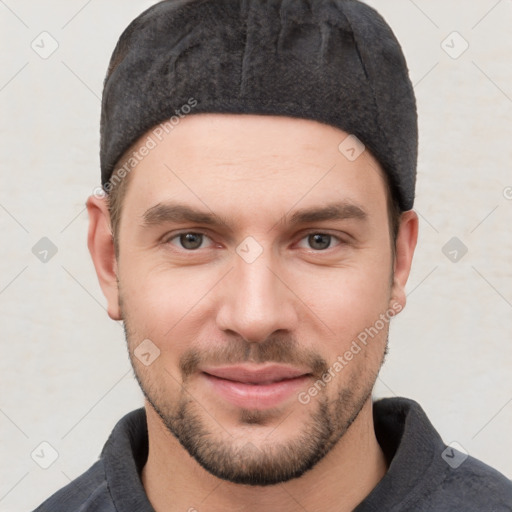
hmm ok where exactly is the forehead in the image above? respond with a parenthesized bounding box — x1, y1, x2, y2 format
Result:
(120, 113, 388, 219)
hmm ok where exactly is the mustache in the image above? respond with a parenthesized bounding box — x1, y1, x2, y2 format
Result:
(180, 334, 328, 380)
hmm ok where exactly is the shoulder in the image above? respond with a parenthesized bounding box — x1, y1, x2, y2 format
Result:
(32, 407, 149, 512)
(419, 454, 512, 511)
(370, 397, 512, 511)
(32, 459, 115, 512)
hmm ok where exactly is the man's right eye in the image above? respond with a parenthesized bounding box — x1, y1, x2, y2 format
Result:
(165, 232, 213, 250)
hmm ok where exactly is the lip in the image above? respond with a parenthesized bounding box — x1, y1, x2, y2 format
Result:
(200, 364, 312, 410)
(200, 364, 310, 384)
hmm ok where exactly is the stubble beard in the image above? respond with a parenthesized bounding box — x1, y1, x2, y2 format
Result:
(122, 314, 387, 486)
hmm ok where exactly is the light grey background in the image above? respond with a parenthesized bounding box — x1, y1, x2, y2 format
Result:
(1, 0, 511, 510)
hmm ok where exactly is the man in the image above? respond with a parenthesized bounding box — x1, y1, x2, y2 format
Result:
(34, 0, 512, 511)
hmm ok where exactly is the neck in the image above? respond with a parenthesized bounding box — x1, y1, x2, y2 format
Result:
(141, 398, 388, 512)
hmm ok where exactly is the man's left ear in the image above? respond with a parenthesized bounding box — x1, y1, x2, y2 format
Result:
(390, 210, 418, 310)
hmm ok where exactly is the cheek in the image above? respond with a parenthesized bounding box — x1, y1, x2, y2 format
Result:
(292, 262, 392, 352)
(119, 263, 217, 345)
(301, 258, 391, 310)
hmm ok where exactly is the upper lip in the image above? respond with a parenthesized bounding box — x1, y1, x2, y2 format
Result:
(201, 364, 311, 384)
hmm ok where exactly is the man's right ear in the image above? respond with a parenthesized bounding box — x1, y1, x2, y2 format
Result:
(86, 195, 122, 321)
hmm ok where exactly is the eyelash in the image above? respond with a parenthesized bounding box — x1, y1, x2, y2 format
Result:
(163, 230, 346, 252)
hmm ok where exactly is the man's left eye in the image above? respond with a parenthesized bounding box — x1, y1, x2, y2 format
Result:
(297, 233, 341, 251)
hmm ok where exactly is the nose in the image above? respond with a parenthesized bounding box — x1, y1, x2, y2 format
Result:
(215, 247, 299, 343)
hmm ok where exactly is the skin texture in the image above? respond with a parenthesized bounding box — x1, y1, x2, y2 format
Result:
(87, 114, 418, 512)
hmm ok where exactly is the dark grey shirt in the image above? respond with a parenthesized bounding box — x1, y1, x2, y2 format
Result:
(33, 397, 512, 511)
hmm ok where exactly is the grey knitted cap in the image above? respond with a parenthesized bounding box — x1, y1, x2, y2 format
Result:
(100, 0, 418, 210)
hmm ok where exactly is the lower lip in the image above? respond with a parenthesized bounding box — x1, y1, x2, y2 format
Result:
(201, 373, 311, 410)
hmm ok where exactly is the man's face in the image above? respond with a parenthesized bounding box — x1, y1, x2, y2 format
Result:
(103, 114, 410, 485)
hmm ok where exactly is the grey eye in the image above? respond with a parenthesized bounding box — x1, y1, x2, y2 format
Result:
(178, 233, 204, 250)
(307, 234, 332, 250)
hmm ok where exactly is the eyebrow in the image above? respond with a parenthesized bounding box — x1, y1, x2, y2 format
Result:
(141, 200, 367, 230)
(286, 202, 367, 225)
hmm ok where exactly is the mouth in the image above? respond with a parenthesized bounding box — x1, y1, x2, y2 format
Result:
(201, 363, 310, 383)
(200, 364, 312, 410)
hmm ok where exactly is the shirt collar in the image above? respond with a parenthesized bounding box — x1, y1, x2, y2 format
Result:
(100, 397, 445, 511)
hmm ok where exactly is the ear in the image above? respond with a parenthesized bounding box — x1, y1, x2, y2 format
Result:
(390, 210, 418, 311)
(86, 194, 122, 321)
